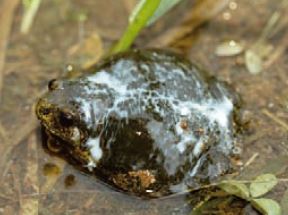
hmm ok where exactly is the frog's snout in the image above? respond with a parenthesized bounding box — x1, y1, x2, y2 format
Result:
(36, 98, 75, 127)
(36, 98, 82, 143)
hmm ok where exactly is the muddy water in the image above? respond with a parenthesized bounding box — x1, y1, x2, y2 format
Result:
(0, 0, 288, 214)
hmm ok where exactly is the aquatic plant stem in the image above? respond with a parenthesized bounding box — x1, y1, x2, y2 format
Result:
(110, 0, 161, 55)
(21, 0, 42, 34)
(0, 0, 20, 101)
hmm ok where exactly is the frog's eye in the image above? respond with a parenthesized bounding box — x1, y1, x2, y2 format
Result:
(59, 109, 74, 127)
(48, 79, 61, 91)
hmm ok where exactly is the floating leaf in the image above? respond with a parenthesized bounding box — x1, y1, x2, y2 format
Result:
(215, 40, 244, 57)
(245, 49, 263, 75)
(280, 189, 288, 213)
(250, 174, 278, 198)
(218, 180, 250, 200)
(251, 198, 281, 215)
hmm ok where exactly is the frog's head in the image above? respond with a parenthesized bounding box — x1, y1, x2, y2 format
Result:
(36, 79, 97, 146)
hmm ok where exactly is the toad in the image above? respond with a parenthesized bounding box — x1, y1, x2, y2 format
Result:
(36, 49, 240, 198)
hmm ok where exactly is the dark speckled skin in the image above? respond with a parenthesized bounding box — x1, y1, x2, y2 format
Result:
(36, 49, 240, 198)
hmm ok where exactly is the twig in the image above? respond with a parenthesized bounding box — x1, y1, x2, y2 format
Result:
(0, 0, 20, 101)
(244, 153, 259, 168)
(262, 109, 288, 131)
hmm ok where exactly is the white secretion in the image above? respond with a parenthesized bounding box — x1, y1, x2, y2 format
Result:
(73, 56, 235, 176)
(85, 137, 103, 169)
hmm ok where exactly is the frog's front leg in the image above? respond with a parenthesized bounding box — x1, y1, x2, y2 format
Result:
(42, 128, 63, 154)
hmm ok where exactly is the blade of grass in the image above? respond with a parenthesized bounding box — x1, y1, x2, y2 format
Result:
(21, 0, 42, 34)
(0, 0, 20, 101)
(110, 0, 161, 55)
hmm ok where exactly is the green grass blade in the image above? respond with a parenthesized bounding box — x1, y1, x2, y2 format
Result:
(110, 0, 161, 55)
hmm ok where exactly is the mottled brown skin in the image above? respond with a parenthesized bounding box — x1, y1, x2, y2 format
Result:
(36, 49, 241, 198)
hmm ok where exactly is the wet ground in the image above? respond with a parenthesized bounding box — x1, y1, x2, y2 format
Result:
(0, 0, 288, 214)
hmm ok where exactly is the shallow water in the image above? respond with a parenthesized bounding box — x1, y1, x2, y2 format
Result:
(0, 0, 288, 214)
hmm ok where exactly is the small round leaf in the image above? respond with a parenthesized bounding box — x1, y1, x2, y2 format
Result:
(218, 180, 250, 200)
(250, 174, 278, 198)
(251, 198, 281, 215)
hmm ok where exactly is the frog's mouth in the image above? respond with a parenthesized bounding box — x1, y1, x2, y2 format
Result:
(36, 98, 88, 147)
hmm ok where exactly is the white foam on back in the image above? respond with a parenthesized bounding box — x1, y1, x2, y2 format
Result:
(71, 56, 234, 176)
(86, 137, 103, 162)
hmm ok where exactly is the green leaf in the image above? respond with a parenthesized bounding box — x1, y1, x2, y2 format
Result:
(218, 180, 250, 200)
(250, 174, 278, 198)
(251, 198, 281, 215)
(110, 0, 161, 54)
(130, 0, 183, 25)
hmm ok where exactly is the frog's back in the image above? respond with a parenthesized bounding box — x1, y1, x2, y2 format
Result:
(78, 50, 236, 191)
(85, 49, 210, 102)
